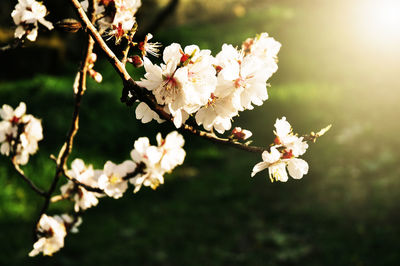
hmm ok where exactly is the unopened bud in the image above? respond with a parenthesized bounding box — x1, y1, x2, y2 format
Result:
(100, 0, 114, 7)
(93, 72, 103, 83)
(127, 55, 143, 68)
(55, 19, 82, 33)
(89, 69, 102, 83)
(231, 127, 252, 140)
(242, 38, 254, 55)
(90, 53, 97, 63)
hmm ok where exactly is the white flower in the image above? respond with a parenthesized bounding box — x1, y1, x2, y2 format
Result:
(61, 159, 101, 212)
(0, 121, 14, 156)
(242, 33, 281, 77)
(129, 131, 186, 193)
(29, 214, 67, 257)
(115, 0, 141, 13)
(138, 46, 188, 109)
(195, 92, 239, 134)
(251, 117, 311, 182)
(98, 160, 136, 199)
(251, 146, 309, 182)
(138, 43, 217, 128)
(21, 114, 43, 153)
(0, 102, 26, 121)
(60, 214, 82, 234)
(215, 44, 270, 111)
(11, 0, 54, 41)
(182, 45, 217, 111)
(105, 0, 142, 42)
(139, 33, 162, 57)
(286, 158, 309, 179)
(236, 55, 270, 110)
(156, 131, 185, 172)
(167, 106, 189, 128)
(135, 102, 164, 124)
(0, 102, 43, 165)
(129, 137, 164, 193)
(273, 117, 308, 157)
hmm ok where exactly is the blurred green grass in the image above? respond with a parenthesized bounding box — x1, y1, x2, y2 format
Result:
(1, 1, 400, 265)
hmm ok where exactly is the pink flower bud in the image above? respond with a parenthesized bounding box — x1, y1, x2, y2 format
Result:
(232, 127, 252, 140)
(128, 55, 144, 68)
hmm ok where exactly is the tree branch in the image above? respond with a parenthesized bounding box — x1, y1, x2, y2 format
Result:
(12, 163, 46, 197)
(68, 0, 266, 154)
(34, 0, 98, 237)
(62, 170, 104, 193)
(0, 37, 25, 53)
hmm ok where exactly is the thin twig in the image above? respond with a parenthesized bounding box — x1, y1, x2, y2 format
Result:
(69, 0, 267, 154)
(121, 28, 137, 66)
(123, 162, 145, 181)
(33, 0, 98, 237)
(13, 164, 46, 197)
(0, 38, 25, 52)
(62, 170, 104, 194)
(60, 161, 145, 194)
(121, 43, 131, 66)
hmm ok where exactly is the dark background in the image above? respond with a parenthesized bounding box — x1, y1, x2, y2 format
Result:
(1, 0, 400, 265)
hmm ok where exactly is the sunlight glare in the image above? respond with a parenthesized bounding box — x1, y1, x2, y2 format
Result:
(358, 0, 400, 42)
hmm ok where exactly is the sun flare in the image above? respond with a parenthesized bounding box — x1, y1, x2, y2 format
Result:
(357, 0, 400, 42)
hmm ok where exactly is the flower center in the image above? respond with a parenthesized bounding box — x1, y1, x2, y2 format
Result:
(109, 174, 121, 184)
(206, 93, 218, 107)
(282, 150, 294, 159)
(10, 116, 20, 124)
(234, 77, 245, 88)
(113, 23, 124, 38)
(163, 75, 178, 91)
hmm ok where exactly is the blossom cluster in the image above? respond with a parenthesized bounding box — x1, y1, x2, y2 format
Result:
(251, 117, 309, 182)
(29, 131, 185, 256)
(136, 33, 281, 134)
(29, 214, 81, 257)
(0, 102, 43, 165)
(4, 0, 332, 258)
(81, 0, 141, 43)
(12, 0, 53, 41)
(59, 131, 185, 211)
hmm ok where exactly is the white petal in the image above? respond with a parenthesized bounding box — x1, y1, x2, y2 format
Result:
(287, 158, 309, 179)
(251, 161, 269, 177)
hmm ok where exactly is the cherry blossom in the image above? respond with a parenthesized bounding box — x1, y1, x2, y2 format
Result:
(129, 131, 186, 193)
(251, 146, 309, 182)
(138, 43, 217, 128)
(251, 117, 310, 182)
(0, 102, 43, 165)
(98, 160, 136, 199)
(60, 159, 102, 212)
(135, 102, 164, 124)
(29, 214, 67, 257)
(273, 117, 308, 157)
(242, 32, 281, 77)
(156, 131, 185, 172)
(129, 136, 164, 192)
(139, 33, 162, 57)
(12, 0, 54, 41)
